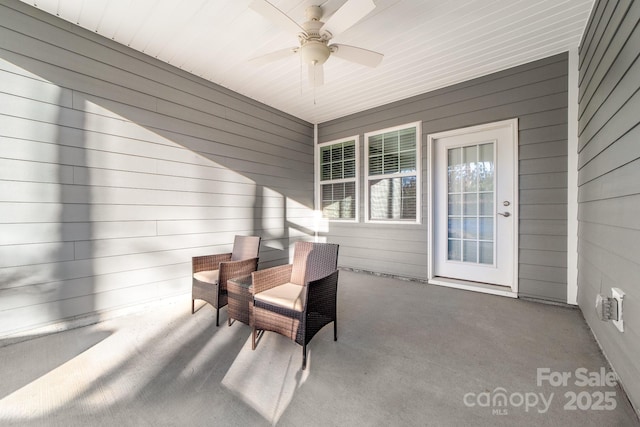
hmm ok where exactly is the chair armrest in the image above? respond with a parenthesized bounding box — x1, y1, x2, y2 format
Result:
(306, 270, 339, 314)
(251, 264, 293, 294)
(192, 253, 232, 273)
(218, 257, 259, 288)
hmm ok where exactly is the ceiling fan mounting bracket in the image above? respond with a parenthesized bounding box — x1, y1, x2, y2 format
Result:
(305, 5, 323, 22)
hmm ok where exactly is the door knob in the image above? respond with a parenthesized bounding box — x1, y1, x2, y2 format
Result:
(498, 212, 511, 217)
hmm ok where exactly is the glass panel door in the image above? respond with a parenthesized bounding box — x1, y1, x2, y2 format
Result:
(431, 119, 516, 290)
(447, 143, 495, 265)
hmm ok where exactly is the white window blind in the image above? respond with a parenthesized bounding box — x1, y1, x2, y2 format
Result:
(365, 123, 421, 223)
(318, 138, 358, 221)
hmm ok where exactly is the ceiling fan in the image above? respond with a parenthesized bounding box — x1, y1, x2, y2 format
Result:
(249, 0, 384, 86)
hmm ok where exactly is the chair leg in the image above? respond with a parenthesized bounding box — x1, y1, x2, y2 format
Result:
(334, 320, 337, 341)
(252, 328, 257, 350)
(191, 299, 195, 314)
(216, 307, 220, 327)
(302, 344, 307, 370)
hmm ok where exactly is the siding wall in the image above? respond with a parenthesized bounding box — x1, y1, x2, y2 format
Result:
(318, 53, 569, 302)
(0, 1, 314, 338)
(577, 0, 640, 411)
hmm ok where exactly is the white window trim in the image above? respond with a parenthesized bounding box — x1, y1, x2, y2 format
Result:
(364, 121, 422, 224)
(315, 136, 360, 223)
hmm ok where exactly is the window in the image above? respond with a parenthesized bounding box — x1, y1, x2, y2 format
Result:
(365, 122, 421, 223)
(316, 137, 358, 221)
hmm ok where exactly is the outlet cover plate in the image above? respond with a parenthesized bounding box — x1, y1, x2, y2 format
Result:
(612, 288, 625, 332)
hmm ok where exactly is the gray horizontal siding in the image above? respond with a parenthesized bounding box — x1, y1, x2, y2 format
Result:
(330, 226, 428, 280)
(0, 1, 313, 337)
(319, 53, 569, 302)
(577, 0, 640, 412)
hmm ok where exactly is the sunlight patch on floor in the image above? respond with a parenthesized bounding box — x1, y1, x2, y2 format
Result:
(222, 333, 310, 424)
(0, 301, 206, 420)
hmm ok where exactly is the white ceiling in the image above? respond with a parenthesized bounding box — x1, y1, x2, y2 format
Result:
(20, 0, 594, 124)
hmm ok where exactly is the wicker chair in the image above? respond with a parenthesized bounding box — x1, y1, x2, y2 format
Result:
(192, 235, 260, 326)
(251, 241, 339, 370)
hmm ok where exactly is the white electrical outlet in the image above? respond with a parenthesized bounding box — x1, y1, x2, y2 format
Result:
(612, 288, 625, 332)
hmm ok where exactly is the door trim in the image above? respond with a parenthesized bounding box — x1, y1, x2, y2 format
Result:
(427, 119, 519, 297)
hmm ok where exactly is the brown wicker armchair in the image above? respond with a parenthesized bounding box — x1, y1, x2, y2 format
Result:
(192, 235, 260, 326)
(251, 241, 339, 370)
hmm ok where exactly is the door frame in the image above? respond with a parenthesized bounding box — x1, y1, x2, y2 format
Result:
(427, 118, 519, 298)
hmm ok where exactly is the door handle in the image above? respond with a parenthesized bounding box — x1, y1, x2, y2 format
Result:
(498, 212, 511, 217)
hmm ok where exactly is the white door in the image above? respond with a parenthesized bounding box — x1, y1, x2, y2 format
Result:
(429, 119, 517, 292)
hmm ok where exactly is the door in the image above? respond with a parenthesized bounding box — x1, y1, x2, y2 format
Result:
(429, 119, 517, 292)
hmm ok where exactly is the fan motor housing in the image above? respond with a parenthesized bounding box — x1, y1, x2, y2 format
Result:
(299, 5, 331, 66)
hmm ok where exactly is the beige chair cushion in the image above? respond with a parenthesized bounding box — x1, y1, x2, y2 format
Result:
(193, 270, 219, 284)
(231, 235, 261, 261)
(254, 282, 305, 312)
(290, 241, 313, 285)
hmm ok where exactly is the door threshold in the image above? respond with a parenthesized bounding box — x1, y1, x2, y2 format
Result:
(428, 277, 517, 298)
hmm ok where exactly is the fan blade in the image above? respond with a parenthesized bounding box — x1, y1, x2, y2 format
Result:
(308, 63, 325, 87)
(330, 44, 383, 67)
(249, 0, 305, 35)
(320, 0, 375, 37)
(249, 47, 298, 65)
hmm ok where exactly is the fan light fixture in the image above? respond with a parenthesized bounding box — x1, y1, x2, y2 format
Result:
(300, 40, 330, 65)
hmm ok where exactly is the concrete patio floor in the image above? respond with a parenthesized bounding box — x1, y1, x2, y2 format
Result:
(0, 270, 638, 426)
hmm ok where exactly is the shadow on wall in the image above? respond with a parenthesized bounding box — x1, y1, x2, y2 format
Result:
(0, 19, 318, 340)
(63, 79, 317, 267)
(0, 87, 97, 339)
(53, 90, 96, 331)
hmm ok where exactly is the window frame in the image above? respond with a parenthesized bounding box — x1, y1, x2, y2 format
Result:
(364, 121, 422, 224)
(315, 136, 360, 223)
